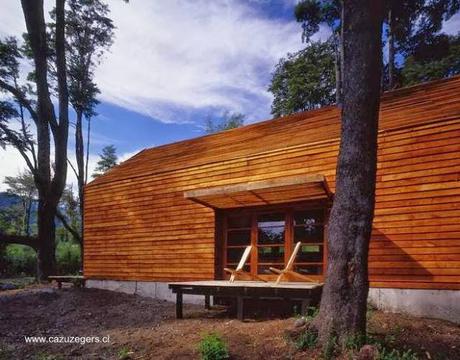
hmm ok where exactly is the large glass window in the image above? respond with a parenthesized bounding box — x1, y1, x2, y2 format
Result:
(223, 205, 326, 279)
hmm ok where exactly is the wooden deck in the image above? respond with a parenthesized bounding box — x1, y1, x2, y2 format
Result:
(168, 280, 323, 320)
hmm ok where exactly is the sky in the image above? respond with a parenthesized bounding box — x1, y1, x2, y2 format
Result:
(0, 0, 459, 191)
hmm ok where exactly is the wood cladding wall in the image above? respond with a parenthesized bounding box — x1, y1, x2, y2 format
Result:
(84, 76, 460, 290)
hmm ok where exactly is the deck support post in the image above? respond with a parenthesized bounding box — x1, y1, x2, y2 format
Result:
(176, 291, 183, 319)
(205, 295, 211, 310)
(237, 296, 244, 321)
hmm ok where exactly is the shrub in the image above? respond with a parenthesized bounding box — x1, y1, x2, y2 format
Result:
(295, 329, 318, 350)
(56, 241, 81, 275)
(198, 333, 229, 360)
(378, 347, 418, 360)
(2, 245, 36, 276)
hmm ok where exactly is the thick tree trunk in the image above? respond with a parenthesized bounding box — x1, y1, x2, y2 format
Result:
(334, 32, 342, 105)
(75, 110, 85, 265)
(36, 199, 56, 280)
(388, 9, 395, 89)
(312, 0, 383, 345)
(21, 0, 69, 280)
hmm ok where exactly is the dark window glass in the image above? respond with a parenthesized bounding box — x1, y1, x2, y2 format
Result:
(227, 215, 251, 229)
(294, 225, 323, 243)
(296, 245, 323, 262)
(227, 230, 251, 246)
(294, 264, 323, 275)
(258, 246, 285, 262)
(227, 247, 248, 263)
(294, 210, 324, 226)
(258, 264, 282, 275)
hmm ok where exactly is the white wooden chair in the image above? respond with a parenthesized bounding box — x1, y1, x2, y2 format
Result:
(269, 242, 320, 284)
(224, 245, 265, 282)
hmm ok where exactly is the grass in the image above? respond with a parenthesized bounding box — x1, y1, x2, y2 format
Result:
(198, 333, 229, 360)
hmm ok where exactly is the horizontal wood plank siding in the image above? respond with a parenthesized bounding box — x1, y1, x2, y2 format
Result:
(84, 76, 460, 289)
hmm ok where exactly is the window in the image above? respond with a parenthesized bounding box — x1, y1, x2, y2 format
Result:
(223, 204, 327, 280)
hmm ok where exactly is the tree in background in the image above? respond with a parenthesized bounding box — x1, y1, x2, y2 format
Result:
(294, 0, 342, 103)
(290, 0, 460, 111)
(92, 145, 118, 178)
(0, 0, 69, 280)
(402, 33, 460, 85)
(269, 41, 335, 117)
(4, 170, 37, 236)
(311, 0, 384, 345)
(61, 0, 114, 265)
(205, 111, 245, 134)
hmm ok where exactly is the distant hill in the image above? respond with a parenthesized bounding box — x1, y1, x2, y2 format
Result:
(0, 192, 21, 209)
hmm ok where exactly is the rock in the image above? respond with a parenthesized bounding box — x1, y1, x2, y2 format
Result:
(294, 317, 306, 328)
(358, 345, 378, 360)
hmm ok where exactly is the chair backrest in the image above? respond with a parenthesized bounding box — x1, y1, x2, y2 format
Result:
(236, 245, 252, 271)
(285, 242, 302, 271)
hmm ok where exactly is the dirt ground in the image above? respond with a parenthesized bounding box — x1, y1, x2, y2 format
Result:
(0, 285, 459, 360)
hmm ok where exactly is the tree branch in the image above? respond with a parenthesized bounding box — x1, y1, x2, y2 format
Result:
(0, 79, 38, 124)
(56, 210, 82, 245)
(0, 122, 37, 175)
(0, 233, 38, 250)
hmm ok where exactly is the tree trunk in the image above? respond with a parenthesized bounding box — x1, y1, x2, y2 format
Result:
(75, 110, 85, 265)
(21, 0, 69, 280)
(36, 198, 56, 280)
(334, 32, 342, 105)
(312, 0, 383, 345)
(388, 8, 395, 89)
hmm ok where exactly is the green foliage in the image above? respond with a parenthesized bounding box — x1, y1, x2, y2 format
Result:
(295, 329, 318, 350)
(344, 333, 366, 352)
(117, 347, 133, 360)
(1, 245, 36, 276)
(92, 145, 118, 178)
(269, 41, 336, 117)
(378, 347, 418, 360)
(56, 241, 81, 275)
(198, 333, 229, 360)
(402, 34, 460, 86)
(305, 306, 319, 321)
(322, 335, 337, 360)
(205, 111, 245, 134)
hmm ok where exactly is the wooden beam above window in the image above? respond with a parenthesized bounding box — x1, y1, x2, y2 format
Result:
(184, 174, 333, 209)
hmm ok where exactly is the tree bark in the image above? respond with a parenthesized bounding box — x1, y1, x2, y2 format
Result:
(312, 0, 383, 345)
(21, 0, 69, 281)
(0, 234, 38, 250)
(334, 32, 342, 105)
(75, 110, 85, 265)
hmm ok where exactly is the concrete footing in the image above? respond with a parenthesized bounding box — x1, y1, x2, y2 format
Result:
(86, 279, 204, 305)
(86, 279, 460, 323)
(368, 288, 460, 324)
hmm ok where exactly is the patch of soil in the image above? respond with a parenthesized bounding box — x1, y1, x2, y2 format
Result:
(0, 285, 459, 359)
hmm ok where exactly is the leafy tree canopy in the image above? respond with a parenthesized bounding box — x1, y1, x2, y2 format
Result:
(92, 145, 118, 178)
(402, 33, 460, 85)
(268, 41, 335, 117)
(205, 111, 245, 134)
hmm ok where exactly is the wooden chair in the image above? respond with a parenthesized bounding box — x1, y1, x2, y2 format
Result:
(269, 242, 320, 284)
(224, 245, 265, 282)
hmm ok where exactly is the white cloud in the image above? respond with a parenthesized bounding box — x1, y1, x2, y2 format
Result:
(95, 0, 326, 122)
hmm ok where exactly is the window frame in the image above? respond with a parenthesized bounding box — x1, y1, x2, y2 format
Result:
(221, 201, 330, 281)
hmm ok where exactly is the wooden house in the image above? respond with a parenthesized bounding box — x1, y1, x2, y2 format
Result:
(84, 76, 460, 322)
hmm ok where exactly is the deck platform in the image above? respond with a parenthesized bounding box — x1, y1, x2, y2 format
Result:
(168, 280, 323, 320)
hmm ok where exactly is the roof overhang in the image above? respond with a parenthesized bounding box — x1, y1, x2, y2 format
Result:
(184, 174, 333, 209)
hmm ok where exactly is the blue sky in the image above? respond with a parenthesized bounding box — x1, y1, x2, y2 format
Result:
(0, 0, 315, 188)
(0, 0, 459, 189)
